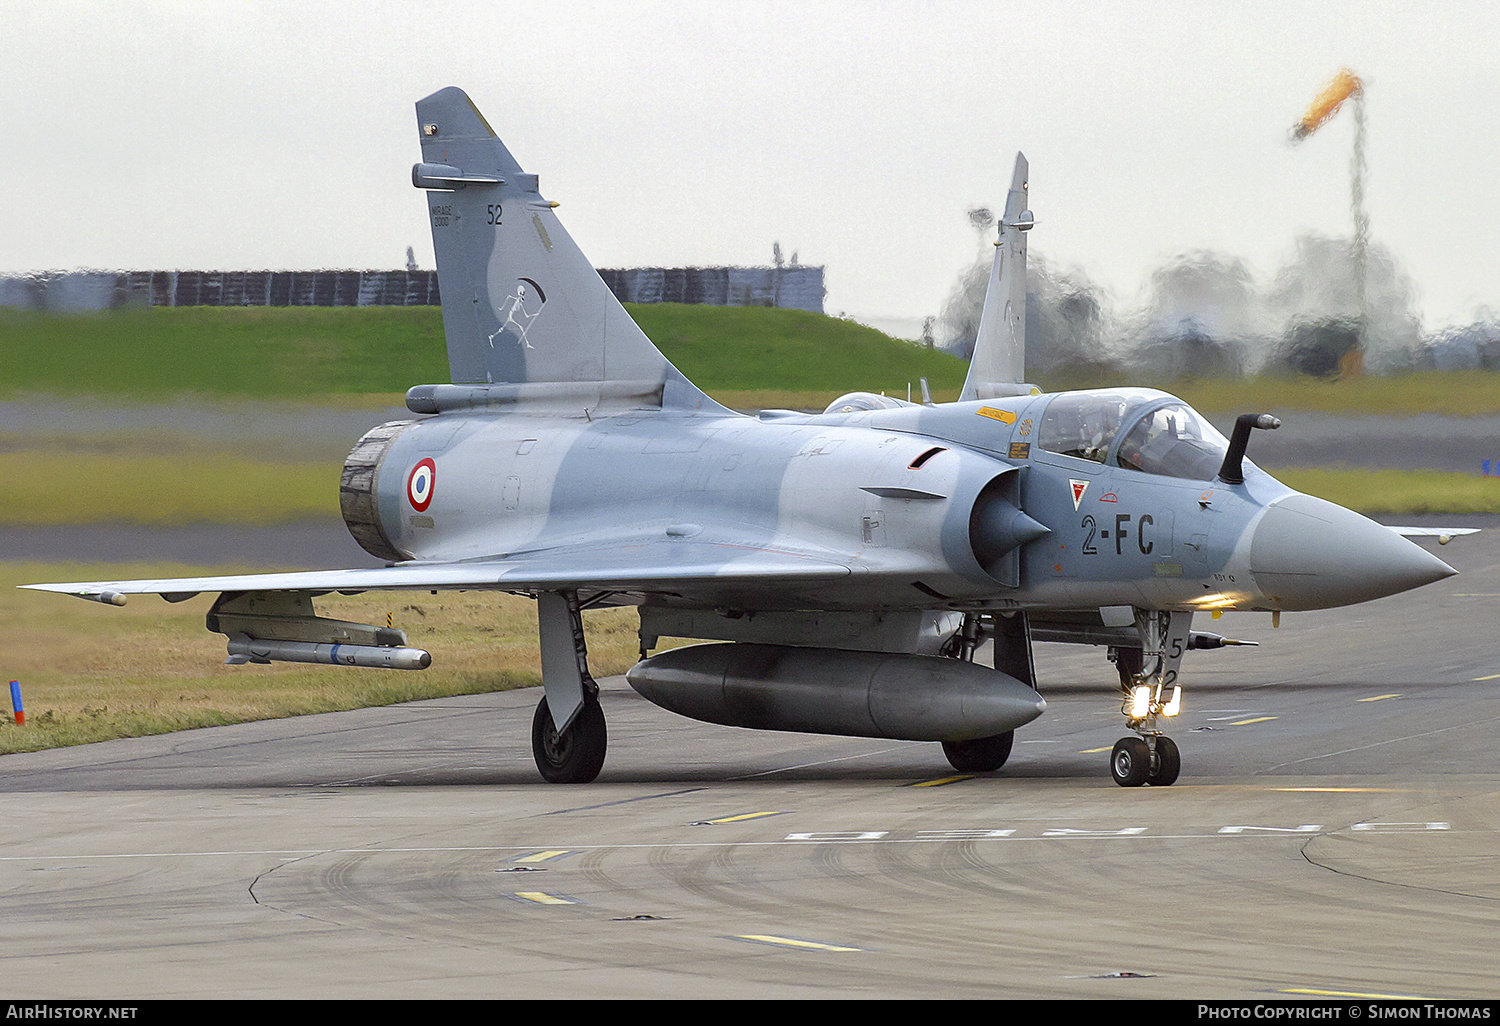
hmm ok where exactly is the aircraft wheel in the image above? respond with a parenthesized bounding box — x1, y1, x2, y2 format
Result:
(532, 695, 607, 783)
(1110, 736, 1151, 787)
(942, 730, 1014, 772)
(1148, 735, 1181, 787)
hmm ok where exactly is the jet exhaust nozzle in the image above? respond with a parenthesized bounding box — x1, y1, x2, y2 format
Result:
(341, 420, 417, 562)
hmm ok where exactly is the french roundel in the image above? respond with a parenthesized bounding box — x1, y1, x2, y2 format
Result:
(407, 458, 436, 512)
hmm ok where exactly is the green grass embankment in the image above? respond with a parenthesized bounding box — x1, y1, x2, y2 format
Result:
(0, 304, 964, 402)
(0, 306, 449, 398)
(7, 303, 1500, 412)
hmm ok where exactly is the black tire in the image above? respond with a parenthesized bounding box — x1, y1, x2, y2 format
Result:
(1110, 736, 1150, 787)
(942, 731, 1014, 772)
(1148, 735, 1180, 786)
(532, 695, 607, 784)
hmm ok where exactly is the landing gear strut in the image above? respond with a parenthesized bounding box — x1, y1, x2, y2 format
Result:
(531, 591, 608, 784)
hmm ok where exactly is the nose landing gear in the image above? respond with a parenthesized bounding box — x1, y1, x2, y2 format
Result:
(1109, 609, 1191, 787)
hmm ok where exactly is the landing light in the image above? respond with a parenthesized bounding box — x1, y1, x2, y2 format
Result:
(1127, 684, 1182, 720)
(1162, 686, 1182, 718)
(1190, 592, 1247, 612)
(1129, 685, 1152, 719)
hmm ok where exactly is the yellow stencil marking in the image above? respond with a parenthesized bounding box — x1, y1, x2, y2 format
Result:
(911, 776, 974, 787)
(735, 935, 862, 952)
(701, 812, 785, 824)
(976, 407, 1017, 424)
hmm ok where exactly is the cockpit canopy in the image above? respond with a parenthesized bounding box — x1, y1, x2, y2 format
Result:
(1037, 389, 1234, 481)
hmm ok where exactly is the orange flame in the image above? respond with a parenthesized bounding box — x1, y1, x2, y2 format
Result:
(1291, 68, 1363, 142)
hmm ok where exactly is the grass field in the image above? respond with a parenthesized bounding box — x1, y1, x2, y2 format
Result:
(0, 451, 337, 526)
(1, 562, 641, 755)
(1272, 468, 1500, 515)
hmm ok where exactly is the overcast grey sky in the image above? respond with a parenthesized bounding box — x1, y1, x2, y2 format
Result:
(4, 1, 1498, 331)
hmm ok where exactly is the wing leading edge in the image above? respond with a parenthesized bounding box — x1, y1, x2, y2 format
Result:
(22, 539, 853, 605)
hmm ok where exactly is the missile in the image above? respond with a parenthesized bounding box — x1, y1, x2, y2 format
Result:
(75, 590, 128, 606)
(627, 642, 1045, 742)
(225, 637, 431, 670)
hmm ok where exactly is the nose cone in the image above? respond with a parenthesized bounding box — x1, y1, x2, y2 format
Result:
(1250, 493, 1456, 611)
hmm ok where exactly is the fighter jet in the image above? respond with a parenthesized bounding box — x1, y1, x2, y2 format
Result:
(26, 87, 1463, 787)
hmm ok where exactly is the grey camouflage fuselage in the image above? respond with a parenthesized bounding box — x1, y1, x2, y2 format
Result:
(25, 86, 1461, 785)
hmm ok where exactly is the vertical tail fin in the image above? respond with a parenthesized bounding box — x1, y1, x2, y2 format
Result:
(959, 153, 1035, 401)
(412, 87, 723, 411)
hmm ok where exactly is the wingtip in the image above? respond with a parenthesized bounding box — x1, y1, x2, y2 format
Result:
(18, 583, 128, 606)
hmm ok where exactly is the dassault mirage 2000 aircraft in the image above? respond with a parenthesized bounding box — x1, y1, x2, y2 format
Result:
(28, 87, 1463, 787)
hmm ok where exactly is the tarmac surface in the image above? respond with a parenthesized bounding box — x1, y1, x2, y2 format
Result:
(2, 528, 1498, 999)
(1244, 412, 1500, 474)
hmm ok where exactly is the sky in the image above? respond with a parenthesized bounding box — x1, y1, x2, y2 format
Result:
(5, 1, 1500, 334)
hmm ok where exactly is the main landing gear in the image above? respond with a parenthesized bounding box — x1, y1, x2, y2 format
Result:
(1107, 609, 1190, 788)
(939, 611, 1035, 773)
(531, 591, 608, 784)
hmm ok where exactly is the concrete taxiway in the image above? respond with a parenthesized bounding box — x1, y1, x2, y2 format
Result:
(2, 528, 1499, 999)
